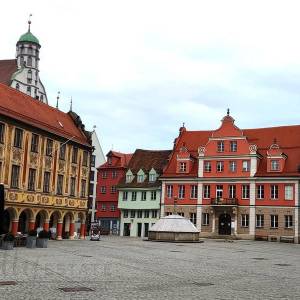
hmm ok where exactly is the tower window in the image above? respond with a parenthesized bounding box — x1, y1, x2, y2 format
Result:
(28, 47, 33, 54)
(16, 83, 20, 90)
(27, 70, 32, 83)
(27, 56, 32, 67)
(26, 86, 31, 95)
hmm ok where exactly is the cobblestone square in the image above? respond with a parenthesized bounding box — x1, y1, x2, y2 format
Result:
(0, 237, 299, 299)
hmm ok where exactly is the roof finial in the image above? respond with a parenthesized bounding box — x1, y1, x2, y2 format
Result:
(28, 14, 32, 32)
(56, 91, 60, 109)
(70, 96, 72, 111)
(227, 108, 230, 116)
(183, 122, 185, 127)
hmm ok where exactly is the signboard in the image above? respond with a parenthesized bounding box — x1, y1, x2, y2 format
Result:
(90, 222, 100, 241)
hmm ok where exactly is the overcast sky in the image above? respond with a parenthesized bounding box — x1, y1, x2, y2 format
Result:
(1, 1, 300, 154)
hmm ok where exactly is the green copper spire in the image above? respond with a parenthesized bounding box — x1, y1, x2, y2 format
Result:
(18, 14, 40, 45)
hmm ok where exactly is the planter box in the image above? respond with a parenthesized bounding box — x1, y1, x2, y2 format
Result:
(26, 236, 36, 248)
(36, 238, 48, 248)
(2, 241, 14, 250)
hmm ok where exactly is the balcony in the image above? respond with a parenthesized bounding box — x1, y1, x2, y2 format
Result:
(210, 198, 237, 206)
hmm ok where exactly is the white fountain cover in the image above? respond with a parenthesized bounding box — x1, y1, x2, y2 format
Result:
(149, 214, 199, 233)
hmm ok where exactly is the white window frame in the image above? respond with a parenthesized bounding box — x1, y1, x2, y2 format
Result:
(241, 214, 249, 227)
(228, 185, 236, 199)
(285, 215, 293, 228)
(151, 191, 157, 200)
(256, 214, 264, 228)
(257, 185, 264, 199)
(203, 185, 210, 199)
(166, 185, 173, 198)
(131, 191, 137, 201)
(271, 160, 280, 171)
(242, 160, 250, 172)
(190, 213, 196, 225)
(204, 161, 211, 172)
(230, 141, 237, 152)
(178, 185, 185, 199)
(217, 141, 224, 152)
(285, 185, 293, 200)
(190, 185, 198, 199)
(242, 185, 250, 199)
(123, 191, 128, 201)
(270, 215, 278, 228)
(203, 213, 209, 226)
(229, 161, 236, 172)
(141, 191, 147, 201)
(216, 185, 223, 199)
(137, 175, 144, 183)
(217, 161, 224, 172)
(270, 185, 278, 199)
(149, 174, 156, 182)
(179, 162, 187, 172)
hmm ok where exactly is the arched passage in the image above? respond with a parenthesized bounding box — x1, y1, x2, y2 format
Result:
(18, 208, 34, 234)
(35, 210, 49, 230)
(77, 212, 86, 240)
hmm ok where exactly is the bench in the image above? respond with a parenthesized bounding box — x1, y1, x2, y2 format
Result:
(280, 236, 294, 243)
(255, 235, 268, 241)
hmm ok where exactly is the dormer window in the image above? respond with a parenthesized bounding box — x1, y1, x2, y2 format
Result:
(149, 174, 156, 182)
(137, 175, 144, 183)
(230, 141, 237, 152)
(108, 157, 112, 165)
(126, 175, 133, 183)
(217, 141, 224, 152)
(179, 162, 187, 172)
(271, 160, 279, 171)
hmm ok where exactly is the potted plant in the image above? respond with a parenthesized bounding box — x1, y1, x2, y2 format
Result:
(2, 233, 15, 250)
(36, 230, 50, 248)
(26, 230, 37, 248)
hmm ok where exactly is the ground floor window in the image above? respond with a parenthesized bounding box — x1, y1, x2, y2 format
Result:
(190, 213, 196, 225)
(152, 210, 157, 218)
(285, 215, 293, 228)
(137, 211, 143, 218)
(130, 210, 135, 218)
(270, 215, 278, 228)
(144, 211, 149, 218)
(177, 212, 184, 217)
(123, 210, 128, 218)
(202, 213, 209, 226)
(256, 214, 264, 228)
(241, 214, 249, 227)
(165, 212, 172, 216)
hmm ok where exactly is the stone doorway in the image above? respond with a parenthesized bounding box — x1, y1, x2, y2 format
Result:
(218, 213, 231, 235)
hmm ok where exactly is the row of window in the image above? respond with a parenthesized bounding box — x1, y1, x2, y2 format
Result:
(204, 160, 250, 173)
(217, 140, 238, 152)
(123, 210, 158, 219)
(100, 203, 116, 211)
(100, 186, 117, 194)
(165, 212, 293, 229)
(122, 191, 157, 201)
(126, 173, 157, 183)
(240, 214, 293, 229)
(166, 184, 294, 200)
(11, 165, 87, 197)
(18, 46, 39, 56)
(100, 170, 118, 179)
(0, 124, 89, 166)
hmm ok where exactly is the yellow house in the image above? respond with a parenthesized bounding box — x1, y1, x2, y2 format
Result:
(0, 83, 92, 239)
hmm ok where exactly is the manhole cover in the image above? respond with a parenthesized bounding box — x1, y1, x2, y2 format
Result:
(193, 282, 214, 287)
(79, 255, 93, 258)
(275, 264, 291, 267)
(252, 258, 267, 260)
(170, 250, 182, 253)
(0, 281, 17, 286)
(59, 287, 94, 293)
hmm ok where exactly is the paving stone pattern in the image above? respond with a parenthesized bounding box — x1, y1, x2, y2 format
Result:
(0, 237, 299, 299)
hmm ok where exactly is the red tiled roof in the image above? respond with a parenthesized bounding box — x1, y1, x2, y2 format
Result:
(163, 125, 300, 177)
(98, 151, 133, 169)
(0, 83, 90, 146)
(0, 59, 17, 85)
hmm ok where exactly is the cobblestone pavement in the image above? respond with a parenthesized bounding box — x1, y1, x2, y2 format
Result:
(0, 237, 299, 299)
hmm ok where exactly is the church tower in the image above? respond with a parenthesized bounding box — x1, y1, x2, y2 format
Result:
(11, 17, 48, 103)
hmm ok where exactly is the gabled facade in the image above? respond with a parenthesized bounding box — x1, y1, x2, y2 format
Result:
(96, 151, 132, 234)
(161, 111, 300, 243)
(117, 149, 171, 238)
